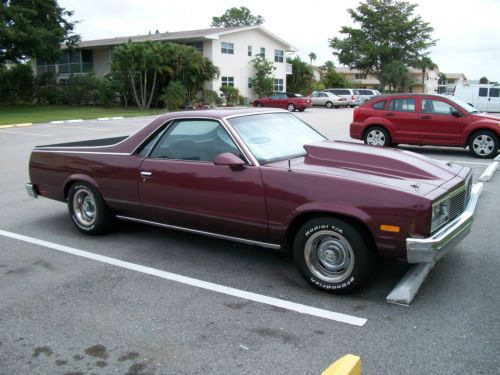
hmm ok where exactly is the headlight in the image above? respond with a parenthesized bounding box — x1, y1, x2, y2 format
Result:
(431, 198, 450, 233)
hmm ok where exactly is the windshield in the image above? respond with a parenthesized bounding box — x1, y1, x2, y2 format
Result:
(228, 113, 326, 164)
(445, 95, 478, 113)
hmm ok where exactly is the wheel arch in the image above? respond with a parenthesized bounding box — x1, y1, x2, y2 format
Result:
(465, 127, 500, 148)
(283, 210, 377, 254)
(64, 174, 100, 200)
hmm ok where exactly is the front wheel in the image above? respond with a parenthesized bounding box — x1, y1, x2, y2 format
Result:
(67, 182, 114, 235)
(469, 130, 499, 158)
(293, 217, 374, 293)
(287, 103, 296, 112)
(364, 126, 391, 147)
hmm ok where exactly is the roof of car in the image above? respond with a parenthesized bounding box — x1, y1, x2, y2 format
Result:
(368, 93, 451, 100)
(153, 108, 288, 122)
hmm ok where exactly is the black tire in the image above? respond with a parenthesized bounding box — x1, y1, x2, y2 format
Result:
(256, 102, 264, 108)
(293, 217, 374, 293)
(67, 182, 114, 235)
(469, 130, 499, 158)
(287, 103, 296, 112)
(298, 108, 305, 112)
(363, 126, 391, 147)
(325, 101, 333, 109)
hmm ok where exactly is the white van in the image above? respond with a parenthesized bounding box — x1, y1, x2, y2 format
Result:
(453, 84, 500, 112)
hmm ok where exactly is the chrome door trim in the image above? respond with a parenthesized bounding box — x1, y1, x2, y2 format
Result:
(116, 215, 281, 250)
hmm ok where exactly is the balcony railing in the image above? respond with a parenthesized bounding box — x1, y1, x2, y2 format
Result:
(36, 62, 94, 76)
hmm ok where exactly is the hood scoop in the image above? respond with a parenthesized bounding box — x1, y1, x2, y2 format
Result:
(303, 141, 456, 181)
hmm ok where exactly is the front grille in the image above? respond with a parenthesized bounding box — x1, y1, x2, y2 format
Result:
(449, 175, 472, 221)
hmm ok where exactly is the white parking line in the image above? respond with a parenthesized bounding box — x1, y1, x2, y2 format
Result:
(0, 229, 367, 327)
(0, 130, 53, 137)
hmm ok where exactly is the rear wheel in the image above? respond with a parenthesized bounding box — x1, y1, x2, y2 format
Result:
(287, 103, 296, 112)
(293, 217, 374, 293)
(67, 182, 114, 235)
(326, 101, 333, 109)
(364, 126, 391, 147)
(469, 130, 499, 158)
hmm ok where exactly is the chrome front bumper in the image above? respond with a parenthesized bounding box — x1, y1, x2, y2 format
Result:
(25, 183, 38, 198)
(406, 183, 482, 263)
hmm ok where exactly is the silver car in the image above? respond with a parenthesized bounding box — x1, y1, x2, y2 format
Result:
(309, 91, 349, 108)
(323, 88, 362, 107)
(356, 89, 381, 103)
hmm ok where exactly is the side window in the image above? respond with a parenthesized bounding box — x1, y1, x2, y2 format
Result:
(422, 99, 455, 115)
(221, 42, 234, 54)
(372, 100, 387, 110)
(478, 88, 488, 97)
(489, 88, 500, 98)
(149, 120, 240, 162)
(388, 98, 416, 112)
(136, 126, 167, 157)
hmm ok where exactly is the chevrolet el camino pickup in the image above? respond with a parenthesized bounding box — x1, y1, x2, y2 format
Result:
(26, 109, 480, 293)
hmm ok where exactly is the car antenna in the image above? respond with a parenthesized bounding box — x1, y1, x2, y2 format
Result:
(288, 159, 292, 172)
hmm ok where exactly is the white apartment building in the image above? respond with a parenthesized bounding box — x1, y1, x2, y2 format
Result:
(33, 26, 295, 101)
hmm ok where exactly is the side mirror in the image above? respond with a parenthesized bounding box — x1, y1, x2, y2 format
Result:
(450, 108, 462, 117)
(214, 153, 246, 169)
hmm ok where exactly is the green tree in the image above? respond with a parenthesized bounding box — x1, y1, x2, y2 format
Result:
(329, 0, 436, 80)
(0, 0, 79, 64)
(0, 63, 33, 103)
(379, 60, 411, 92)
(211, 6, 264, 27)
(321, 65, 350, 89)
(479, 76, 489, 84)
(250, 55, 275, 98)
(411, 56, 437, 89)
(308, 52, 317, 65)
(112, 41, 173, 110)
(321, 61, 335, 71)
(287, 56, 314, 95)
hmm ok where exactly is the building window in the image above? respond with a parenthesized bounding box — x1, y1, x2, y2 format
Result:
(222, 76, 234, 87)
(37, 50, 94, 75)
(248, 46, 252, 57)
(184, 41, 204, 53)
(248, 77, 252, 88)
(274, 49, 284, 63)
(260, 47, 265, 58)
(355, 73, 367, 80)
(274, 79, 283, 92)
(221, 42, 234, 54)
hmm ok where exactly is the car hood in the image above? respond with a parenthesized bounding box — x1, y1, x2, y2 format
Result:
(473, 112, 500, 121)
(268, 140, 465, 196)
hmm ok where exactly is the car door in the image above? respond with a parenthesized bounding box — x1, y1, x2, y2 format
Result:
(385, 97, 420, 143)
(137, 119, 268, 242)
(487, 87, 500, 112)
(310, 92, 323, 106)
(417, 97, 465, 145)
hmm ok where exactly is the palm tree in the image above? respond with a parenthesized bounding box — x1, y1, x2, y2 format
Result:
(412, 56, 437, 92)
(308, 52, 317, 65)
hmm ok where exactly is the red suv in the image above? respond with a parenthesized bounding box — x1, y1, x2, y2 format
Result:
(350, 94, 500, 158)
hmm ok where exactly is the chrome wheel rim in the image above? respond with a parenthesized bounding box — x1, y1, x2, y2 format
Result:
(73, 188, 96, 226)
(366, 130, 386, 146)
(304, 230, 354, 283)
(287, 104, 295, 111)
(472, 135, 494, 156)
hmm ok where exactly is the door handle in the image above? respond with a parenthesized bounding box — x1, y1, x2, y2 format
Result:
(385, 113, 394, 117)
(421, 115, 432, 120)
(140, 171, 152, 177)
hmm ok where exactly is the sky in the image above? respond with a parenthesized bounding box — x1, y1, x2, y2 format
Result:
(59, 0, 500, 81)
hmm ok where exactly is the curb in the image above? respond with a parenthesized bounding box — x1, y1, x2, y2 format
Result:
(478, 156, 499, 182)
(0, 122, 33, 129)
(322, 354, 361, 375)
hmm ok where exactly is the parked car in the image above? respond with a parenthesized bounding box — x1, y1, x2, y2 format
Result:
(308, 91, 349, 108)
(26, 108, 479, 293)
(350, 94, 500, 158)
(253, 92, 312, 112)
(323, 88, 361, 107)
(453, 84, 500, 112)
(356, 89, 381, 103)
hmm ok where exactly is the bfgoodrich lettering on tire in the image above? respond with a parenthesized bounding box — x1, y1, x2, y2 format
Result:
(67, 182, 114, 235)
(293, 217, 374, 293)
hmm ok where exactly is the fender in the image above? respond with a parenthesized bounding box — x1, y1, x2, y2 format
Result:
(64, 174, 100, 199)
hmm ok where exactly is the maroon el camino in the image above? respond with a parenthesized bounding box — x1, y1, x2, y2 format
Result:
(26, 109, 480, 293)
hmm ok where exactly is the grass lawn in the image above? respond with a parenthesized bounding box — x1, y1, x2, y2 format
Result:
(0, 105, 168, 125)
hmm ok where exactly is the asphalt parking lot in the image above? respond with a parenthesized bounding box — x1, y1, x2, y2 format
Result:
(1, 108, 499, 374)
